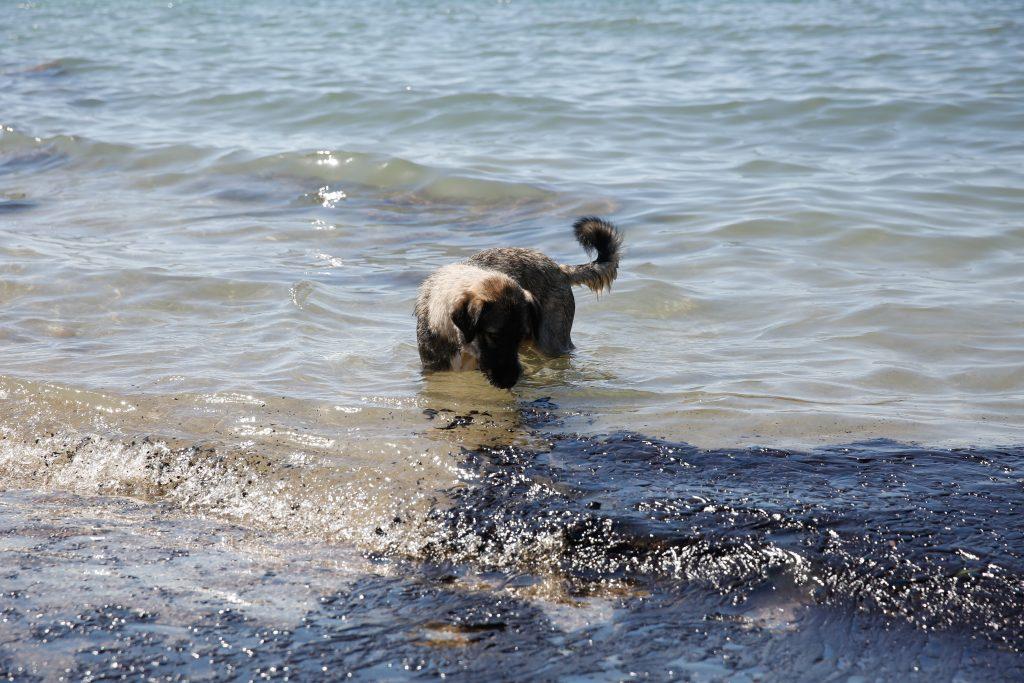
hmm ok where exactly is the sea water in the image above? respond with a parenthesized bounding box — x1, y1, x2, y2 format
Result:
(1, 1, 1023, 679)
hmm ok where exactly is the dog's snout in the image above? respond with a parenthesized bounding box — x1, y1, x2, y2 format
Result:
(488, 363, 522, 390)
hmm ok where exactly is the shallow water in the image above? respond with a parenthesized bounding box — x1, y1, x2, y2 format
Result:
(2, 0, 1024, 678)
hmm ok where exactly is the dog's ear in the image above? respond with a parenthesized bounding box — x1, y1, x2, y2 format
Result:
(452, 293, 482, 343)
(523, 290, 542, 339)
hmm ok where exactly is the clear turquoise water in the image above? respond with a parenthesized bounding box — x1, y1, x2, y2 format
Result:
(2, 2, 1024, 678)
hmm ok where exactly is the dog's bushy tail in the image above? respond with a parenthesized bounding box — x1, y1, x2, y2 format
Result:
(560, 216, 622, 293)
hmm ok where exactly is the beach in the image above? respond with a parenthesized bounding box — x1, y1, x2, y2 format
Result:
(2, 1, 1024, 679)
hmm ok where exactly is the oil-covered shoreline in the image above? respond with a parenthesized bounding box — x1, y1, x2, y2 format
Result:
(2, 397, 1022, 680)
(5, 489, 1021, 682)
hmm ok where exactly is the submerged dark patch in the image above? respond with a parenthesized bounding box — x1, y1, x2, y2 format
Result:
(437, 414, 474, 430)
(0, 198, 37, 213)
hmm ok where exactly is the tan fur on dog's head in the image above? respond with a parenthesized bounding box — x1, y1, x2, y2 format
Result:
(450, 276, 539, 389)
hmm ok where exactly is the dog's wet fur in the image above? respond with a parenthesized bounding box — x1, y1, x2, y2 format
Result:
(415, 217, 622, 389)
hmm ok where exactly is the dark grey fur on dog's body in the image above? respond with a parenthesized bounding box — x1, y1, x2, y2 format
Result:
(415, 217, 622, 389)
(467, 247, 577, 356)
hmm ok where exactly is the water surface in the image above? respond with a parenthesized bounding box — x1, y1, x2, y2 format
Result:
(2, 1, 1023, 679)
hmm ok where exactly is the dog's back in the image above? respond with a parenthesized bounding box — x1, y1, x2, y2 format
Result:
(467, 218, 621, 355)
(467, 247, 576, 355)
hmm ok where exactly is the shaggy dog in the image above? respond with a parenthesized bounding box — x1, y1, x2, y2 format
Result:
(415, 217, 622, 389)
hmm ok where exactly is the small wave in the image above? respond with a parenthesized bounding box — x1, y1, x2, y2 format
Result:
(734, 159, 821, 176)
(0, 126, 70, 176)
(0, 427, 450, 553)
(0, 126, 210, 178)
(272, 150, 556, 206)
(0, 126, 559, 209)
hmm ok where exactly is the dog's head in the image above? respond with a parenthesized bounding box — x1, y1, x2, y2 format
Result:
(452, 278, 540, 390)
